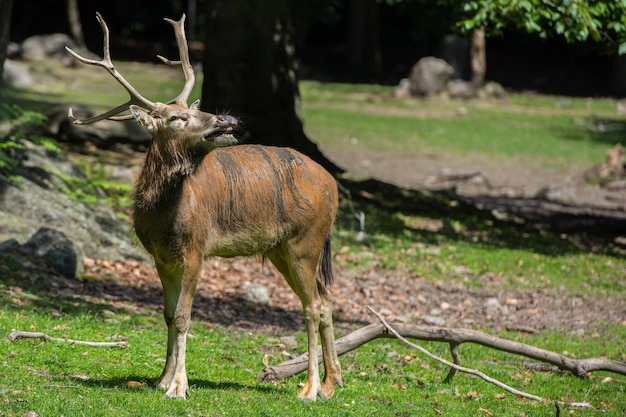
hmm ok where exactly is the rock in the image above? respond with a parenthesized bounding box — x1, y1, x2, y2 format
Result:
(409, 57, 454, 97)
(3, 60, 35, 89)
(483, 297, 508, 317)
(21, 227, 84, 279)
(392, 78, 411, 99)
(446, 79, 477, 99)
(481, 81, 508, 100)
(0, 239, 20, 251)
(0, 143, 146, 262)
(243, 283, 273, 306)
(7, 42, 21, 58)
(21, 33, 77, 66)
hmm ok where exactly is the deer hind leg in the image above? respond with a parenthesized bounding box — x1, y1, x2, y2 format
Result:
(154, 250, 202, 399)
(319, 286, 342, 398)
(268, 238, 338, 401)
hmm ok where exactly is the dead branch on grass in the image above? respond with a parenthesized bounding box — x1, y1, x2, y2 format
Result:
(7, 331, 129, 348)
(368, 308, 596, 410)
(258, 320, 626, 382)
(259, 308, 625, 410)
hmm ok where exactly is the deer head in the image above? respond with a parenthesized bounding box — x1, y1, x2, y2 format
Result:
(65, 12, 237, 153)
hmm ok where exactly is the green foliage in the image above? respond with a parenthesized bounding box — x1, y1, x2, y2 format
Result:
(459, 0, 626, 53)
(0, 103, 59, 177)
(55, 162, 132, 215)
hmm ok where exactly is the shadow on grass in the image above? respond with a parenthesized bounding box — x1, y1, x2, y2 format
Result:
(554, 116, 626, 146)
(338, 177, 626, 258)
(79, 375, 278, 395)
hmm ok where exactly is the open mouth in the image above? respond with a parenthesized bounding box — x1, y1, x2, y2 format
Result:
(203, 115, 238, 142)
(203, 125, 235, 141)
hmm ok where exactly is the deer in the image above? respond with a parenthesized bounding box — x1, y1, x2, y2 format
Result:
(65, 13, 342, 401)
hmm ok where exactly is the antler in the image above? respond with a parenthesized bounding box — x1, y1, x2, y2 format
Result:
(65, 12, 156, 125)
(157, 14, 196, 106)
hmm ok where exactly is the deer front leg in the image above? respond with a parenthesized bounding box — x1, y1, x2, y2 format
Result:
(298, 302, 323, 401)
(155, 255, 201, 399)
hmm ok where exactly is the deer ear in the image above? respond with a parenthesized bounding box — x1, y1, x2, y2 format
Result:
(130, 105, 156, 131)
(190, 99, 201, 109)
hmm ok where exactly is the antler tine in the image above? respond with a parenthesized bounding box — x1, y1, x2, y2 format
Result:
(158, 14, 195, 106)
(65, 12, 155, 125)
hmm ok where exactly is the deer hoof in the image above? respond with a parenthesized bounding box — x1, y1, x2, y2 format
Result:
(163, 383, 190, 399)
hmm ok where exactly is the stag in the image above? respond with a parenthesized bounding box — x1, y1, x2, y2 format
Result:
(65, 13, 342, 401)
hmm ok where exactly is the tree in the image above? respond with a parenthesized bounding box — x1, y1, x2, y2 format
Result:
(0, 0, 14, 86)
(459, 0, 626, 54)
(65, 0, 85, 48)
(201, 0, 341, 174)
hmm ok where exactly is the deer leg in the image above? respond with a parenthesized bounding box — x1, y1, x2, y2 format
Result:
(268, 242, 324, 401)
(154, 261, 181, 392)
(155, 251, 202, 399)
(319, 289, 342, 398)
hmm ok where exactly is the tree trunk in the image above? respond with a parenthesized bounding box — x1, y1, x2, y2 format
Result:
(65, 0, 85, 48)
(470, 27, 486, 88)
(0, 0, 14, 87)
(348, 0, 382, 81)
(201, 0, 341, 174)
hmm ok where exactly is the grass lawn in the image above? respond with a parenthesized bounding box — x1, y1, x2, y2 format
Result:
(1, 303, 625, 417)
(1, 60, 625, 415)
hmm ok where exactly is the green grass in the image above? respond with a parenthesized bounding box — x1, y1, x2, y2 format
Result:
(2, 62, 625, 415)
(301, 81, 617, 170)
(1, 303, 625, 417)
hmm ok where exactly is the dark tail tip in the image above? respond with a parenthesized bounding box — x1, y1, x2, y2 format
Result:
(319, 236, 334, 288)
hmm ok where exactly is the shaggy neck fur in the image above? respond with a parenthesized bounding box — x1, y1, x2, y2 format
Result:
(132, 136, 202, 212)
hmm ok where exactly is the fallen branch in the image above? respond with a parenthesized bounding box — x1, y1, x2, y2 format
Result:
(7, 331, 128, 348)
(259, 322, 626, 382)
(368, 308, 596, 410)
(367, 307, 544, 402)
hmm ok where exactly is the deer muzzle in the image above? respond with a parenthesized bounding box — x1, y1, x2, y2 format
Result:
(203, 115, 238, 145)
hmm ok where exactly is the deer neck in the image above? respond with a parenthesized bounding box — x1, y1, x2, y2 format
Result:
(132, 137, 201, 212)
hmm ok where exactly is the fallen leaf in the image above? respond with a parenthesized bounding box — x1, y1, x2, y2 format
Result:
(478, 407, 494, 416)
(466, 390, 478, 399)
(126, 381, 144, 388)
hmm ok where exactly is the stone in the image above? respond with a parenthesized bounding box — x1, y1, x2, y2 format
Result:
(409, 57, 454, 97)
(22, 227, 84, 279)
(3, 60, 34, 89)
(243, 283, 273, 306)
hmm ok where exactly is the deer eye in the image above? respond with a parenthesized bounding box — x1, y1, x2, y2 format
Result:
(169, 115, 179, 122)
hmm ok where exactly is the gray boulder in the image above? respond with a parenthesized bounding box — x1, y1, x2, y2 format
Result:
(21, 227, 84, 279)
(21, 33, 77, 66)
(0, 142, 146, 263)
(409, 57, 454, 97)
(3, 60, 34, 89)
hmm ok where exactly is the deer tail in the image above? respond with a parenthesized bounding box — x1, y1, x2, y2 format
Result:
(318, 235, 334, 290)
